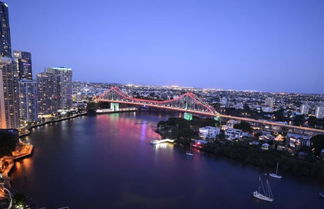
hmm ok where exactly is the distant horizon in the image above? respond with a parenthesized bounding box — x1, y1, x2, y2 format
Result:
(73, 79, 324, 95)
(6, 0, 324, 94)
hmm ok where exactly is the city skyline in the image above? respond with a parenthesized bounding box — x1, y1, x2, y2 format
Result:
(6, 0, 324, 94)
(1, 1, 324, 208)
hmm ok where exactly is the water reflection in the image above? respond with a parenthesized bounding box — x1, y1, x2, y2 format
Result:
(153, 143, 174, 152)
(14, 158, 32, 176)
(10, 112, 324, 209)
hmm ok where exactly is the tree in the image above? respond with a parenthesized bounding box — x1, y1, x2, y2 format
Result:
(86, 102, 99, 114)
(274, 108, 285, 121)
(14, 193, 27, 208)
(243, 103, 251, 112)
(310, 135, 324, 157)
(292, 115, 305, 126)
(307, 116, 317, 127)
(234, 121, 252, 132)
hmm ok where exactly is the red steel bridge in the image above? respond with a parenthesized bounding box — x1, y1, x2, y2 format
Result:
(95, 87, 324, 134)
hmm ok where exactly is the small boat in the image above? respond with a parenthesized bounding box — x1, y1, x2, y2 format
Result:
(319, 192, 324, 198)
(186, 152, 194, 156)
(186, 143, 194, 156)
(253, 176, 274, 202)
(269, 162, 282, 179)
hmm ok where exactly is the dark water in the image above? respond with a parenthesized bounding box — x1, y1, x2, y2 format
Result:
(11, 112, 324, 209)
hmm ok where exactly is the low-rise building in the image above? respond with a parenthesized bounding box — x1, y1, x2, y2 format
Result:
(225, 128, 243, 140)
(261, 143, 270, 150)
(199, 126, 220, 139)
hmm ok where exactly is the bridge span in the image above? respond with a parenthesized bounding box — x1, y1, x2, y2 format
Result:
(95, 87, 324, 134)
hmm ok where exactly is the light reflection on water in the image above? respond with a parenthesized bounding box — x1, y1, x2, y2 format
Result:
(153, 143, 174, 152)
(9, 112, 324, 209)
(14, 158, 32, 176)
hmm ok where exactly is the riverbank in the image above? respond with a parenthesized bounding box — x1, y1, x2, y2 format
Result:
(0, 143, 33, 207)
(0, 112, 86, 208)
(157, 117, 324, 182)
(1, 144, 34, 179)
(19, 111, 88, 138)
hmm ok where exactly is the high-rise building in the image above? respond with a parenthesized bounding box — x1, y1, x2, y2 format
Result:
(0, 2, 19, 128)
(46, 67, 73, 109)
(13, 51, 32, 80)
(300, 104, 310, 115)
(0, 69, 6, 128)
(19, 79, 38, 123)
(0, 2, 11, 57)
(315, 106, 324, 119)
(0, 57, 20, 128)
(36, 72, 59, 115)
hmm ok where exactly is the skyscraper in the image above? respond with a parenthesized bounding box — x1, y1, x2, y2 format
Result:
(36, 67, 73, 116)
(13, 51, 32, 80)
(19, 79, 38, 123)
(36, 72, 59, 115)
(0, 2, 11, 57)
(0, 69, 6, 128)
(46, 67, 73, 109)
(0, 2, 20, 128)
(0, 57, 20, 128)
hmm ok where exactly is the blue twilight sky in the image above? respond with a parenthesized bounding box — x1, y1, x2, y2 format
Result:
(5, 0, 324, 93)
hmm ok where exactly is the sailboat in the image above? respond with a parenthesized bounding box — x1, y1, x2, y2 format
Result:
(253, 176, 274, 202)
(269, 162, 282, 179)
(186, 143, 194, 156)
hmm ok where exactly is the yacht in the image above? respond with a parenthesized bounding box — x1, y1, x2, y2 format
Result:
(253, 176, 274, 202)
(269, 162, 282, 179)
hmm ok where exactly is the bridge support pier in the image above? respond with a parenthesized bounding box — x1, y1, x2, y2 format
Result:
(184, 112, 193, 121)
(110, 103, 120, 111)
(214, 116, 220, 121)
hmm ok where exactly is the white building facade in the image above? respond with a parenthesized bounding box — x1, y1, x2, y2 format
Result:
(199, 126, 220, 139)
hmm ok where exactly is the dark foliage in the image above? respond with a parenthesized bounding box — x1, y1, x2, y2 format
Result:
(234, 121, 252, 132)
(0, 129, 18, 157)
(311, 135, 324, 157)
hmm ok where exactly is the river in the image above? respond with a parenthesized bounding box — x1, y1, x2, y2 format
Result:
(11, 112, 324, 209)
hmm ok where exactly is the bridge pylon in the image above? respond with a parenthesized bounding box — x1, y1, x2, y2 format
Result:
(110, 102, 120, 111)
(184, 112, 193, 121)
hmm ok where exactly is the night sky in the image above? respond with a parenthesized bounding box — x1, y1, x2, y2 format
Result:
(6, 0, 324, 93)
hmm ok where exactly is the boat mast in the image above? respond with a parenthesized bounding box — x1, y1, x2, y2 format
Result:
(266, 179, 273, 198)
(260, 177, 266, 195)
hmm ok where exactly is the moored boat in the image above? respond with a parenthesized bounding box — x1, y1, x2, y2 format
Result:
(269, 162, 282, 179)
(253, 176, 274, 202)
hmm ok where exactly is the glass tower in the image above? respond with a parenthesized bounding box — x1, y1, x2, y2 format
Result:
(0, 2, 12, 57)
